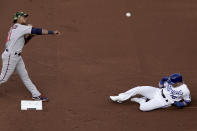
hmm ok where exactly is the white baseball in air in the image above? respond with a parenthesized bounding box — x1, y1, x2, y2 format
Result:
(126, 12, 131, 17)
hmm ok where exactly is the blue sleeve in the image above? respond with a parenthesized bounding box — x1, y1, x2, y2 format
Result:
(31, 27, 42, 35)
(160, 76, 169, 85)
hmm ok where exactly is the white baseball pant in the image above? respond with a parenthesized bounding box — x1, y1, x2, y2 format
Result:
(116, 86, 171, 111)
(0, 50, 41, 97)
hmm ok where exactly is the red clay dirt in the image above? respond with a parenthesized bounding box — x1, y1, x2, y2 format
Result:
(0, 0, 197, 131)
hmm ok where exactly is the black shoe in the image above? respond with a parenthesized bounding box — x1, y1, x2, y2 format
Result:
(32, 95, 49, 102)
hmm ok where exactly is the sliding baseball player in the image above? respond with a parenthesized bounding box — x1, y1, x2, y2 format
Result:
(0, 11, 60, 101)
(110, 73, 191, 111)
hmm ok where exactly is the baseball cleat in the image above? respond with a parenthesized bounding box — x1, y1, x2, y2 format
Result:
(110, 96, 122, 103)
(131, 97, 146, 104)
(32, 95, 49, 102)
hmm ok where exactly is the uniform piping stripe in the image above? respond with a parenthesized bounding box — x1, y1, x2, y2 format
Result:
(7, 30, 12, 42)
(0, 55, 11, 82)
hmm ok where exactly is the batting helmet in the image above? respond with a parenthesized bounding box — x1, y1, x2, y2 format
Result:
(168, 73, 183, 84)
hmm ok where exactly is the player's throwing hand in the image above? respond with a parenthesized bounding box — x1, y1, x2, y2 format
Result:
(54, 30, 60, 35)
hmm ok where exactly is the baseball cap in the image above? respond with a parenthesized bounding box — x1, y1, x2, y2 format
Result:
(13, 11, 28, 21)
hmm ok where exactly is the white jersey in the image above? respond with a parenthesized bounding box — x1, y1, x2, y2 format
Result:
(163, 82, 191, 103)
(6, 23, 32, 53)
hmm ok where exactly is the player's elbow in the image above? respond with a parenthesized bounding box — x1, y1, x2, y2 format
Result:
(158, 83, 164, 88)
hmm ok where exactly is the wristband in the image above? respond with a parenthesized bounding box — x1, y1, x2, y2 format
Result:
(48, 30, 54, 34)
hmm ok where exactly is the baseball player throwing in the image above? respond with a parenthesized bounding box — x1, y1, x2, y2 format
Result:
(0, 11, 60, 101)
(110, 73, 191, 111)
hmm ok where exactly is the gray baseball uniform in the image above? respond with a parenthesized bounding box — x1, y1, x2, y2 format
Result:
(0, 23, 41, 97)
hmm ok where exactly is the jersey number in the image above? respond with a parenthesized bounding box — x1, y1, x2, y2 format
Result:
(6, 31, 12, 42)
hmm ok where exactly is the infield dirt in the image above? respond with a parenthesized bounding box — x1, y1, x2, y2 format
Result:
(0, 0, 197, 131)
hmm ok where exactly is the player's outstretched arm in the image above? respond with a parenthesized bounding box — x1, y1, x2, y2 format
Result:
(31, 27, 60, 35)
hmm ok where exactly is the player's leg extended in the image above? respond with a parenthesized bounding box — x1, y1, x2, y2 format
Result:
(0, 54, 18, 84)
(15, 57, 41, 97)
(110, 86, 160, 102)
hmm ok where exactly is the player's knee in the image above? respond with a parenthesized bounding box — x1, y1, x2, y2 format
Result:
(134, 86, 143, 91)
(135, 86, 141, 89)
(20, 72, 29, 79)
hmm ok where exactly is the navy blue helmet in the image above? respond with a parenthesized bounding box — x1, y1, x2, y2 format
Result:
(168, 73, 183, 84)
